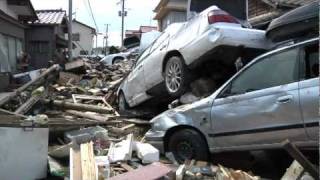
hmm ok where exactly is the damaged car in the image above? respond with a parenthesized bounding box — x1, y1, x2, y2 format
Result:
(145, 37, 319, 162)
(118, 5, 272, 111)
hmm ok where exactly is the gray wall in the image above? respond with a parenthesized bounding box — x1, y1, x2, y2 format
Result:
(26, 26, 55, 69)
(0, 17, 25, 39)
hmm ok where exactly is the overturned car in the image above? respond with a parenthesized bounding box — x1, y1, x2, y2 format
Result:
(117, 5, 272, 111)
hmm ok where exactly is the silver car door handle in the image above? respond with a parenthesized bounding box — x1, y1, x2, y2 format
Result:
(277, 95, 293, 104)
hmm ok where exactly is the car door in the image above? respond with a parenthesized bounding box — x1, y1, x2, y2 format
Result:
(125, 47, 151, 106)
(298, 41, 319, 141)
(143, 33, 170, 89)
(210, 47, 308, 149)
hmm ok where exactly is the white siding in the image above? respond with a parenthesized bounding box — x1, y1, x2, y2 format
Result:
(72, 21, 95, 56)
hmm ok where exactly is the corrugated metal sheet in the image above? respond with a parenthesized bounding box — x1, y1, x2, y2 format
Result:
(31, 10, 66, 25)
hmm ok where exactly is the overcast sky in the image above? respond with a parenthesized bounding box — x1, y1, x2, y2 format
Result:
(30, 0, 160, 47)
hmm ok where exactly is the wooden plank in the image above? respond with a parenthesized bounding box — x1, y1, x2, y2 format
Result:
(120, 163, 135, 172)
(43, 99, 114, 114)
(80, 142, 96, 180)
(70, 148, 82, 180)
(66, 110, 111, 122)
(15, 95, 41, 114)
(282, 139, 319, 178)
(110, 162, 172, 180)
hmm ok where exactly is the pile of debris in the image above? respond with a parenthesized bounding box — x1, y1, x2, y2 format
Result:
(0, 59, 265, 180)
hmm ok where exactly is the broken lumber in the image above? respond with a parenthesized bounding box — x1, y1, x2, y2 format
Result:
(0, 108, 27, 118)
(282, 139, 319, 178)
(43, 99, 114, 114)
(66, 110, 111, 121)
(110, 162, 173, 180)
(80, 142, 97, 180)
(15, 95, 41, 114)
(70, 147, 82, 180)
(0, 64, 60, 107)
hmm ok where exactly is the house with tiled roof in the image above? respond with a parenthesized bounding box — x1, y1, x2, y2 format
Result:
(26, 9, 69, 69)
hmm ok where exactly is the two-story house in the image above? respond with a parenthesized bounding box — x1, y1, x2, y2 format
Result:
(71, 19, 96, 57)
(27, 9, 69, 69)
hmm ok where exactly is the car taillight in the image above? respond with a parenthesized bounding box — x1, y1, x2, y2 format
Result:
(208, 10, 239, 24)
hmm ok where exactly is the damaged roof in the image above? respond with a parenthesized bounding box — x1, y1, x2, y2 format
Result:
(30, 9, 66, 25)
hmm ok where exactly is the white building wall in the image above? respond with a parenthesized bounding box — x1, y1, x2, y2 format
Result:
(0, 0, 18, 19)
(72, 21, 95, 56)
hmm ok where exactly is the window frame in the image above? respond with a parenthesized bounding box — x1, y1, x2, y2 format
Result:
(218, 45, 302, 98)
(299, 42, 319, 80)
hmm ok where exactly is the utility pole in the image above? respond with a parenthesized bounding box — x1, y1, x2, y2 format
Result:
(105, 24, 109, 55)
(68, 0, 73, 61)
(121, 0, 125, 48)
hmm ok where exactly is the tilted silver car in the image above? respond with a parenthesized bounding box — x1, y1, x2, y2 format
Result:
(145, 38, 319, 162)
(118, 5, 272, 111)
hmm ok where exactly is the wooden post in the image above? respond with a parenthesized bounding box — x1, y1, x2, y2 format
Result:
(43, 99, 114, 114)
(282, 139, 319, 178)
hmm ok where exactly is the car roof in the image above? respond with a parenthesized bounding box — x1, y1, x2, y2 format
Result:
(255, 37, 319, 61)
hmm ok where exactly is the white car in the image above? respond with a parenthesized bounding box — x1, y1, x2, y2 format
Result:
(118, 6, 273, 110)
(100, 47, 139, 65)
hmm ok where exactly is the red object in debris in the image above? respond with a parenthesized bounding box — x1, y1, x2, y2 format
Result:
(110, 162, 173, 180)
(208, 10, 239, 24)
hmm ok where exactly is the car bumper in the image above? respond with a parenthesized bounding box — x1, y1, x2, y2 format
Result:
(145, 129, 165, 153)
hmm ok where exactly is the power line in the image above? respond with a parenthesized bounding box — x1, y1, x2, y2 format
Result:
(86, 0, 99, 32)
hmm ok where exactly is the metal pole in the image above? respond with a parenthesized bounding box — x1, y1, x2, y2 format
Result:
(121, 0, 125, 48)
(68, 0, 73, 61)
(105, 24, 109, 55)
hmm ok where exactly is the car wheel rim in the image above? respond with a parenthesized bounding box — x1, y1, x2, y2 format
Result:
(166, 61, 182, 93)
(176, 140, 194, 161)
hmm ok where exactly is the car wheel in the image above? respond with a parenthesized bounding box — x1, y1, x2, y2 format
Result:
(164, 56, 189, 97)
(118, 92, 129, 113)
(168, 129, 209, 163)
(113, 57, 124, 64)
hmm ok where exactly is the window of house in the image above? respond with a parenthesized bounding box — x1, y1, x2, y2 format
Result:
(229, 48, 300, 95)
(72, 33, 80, 41)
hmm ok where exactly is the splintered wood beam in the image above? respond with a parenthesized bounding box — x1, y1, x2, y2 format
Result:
(43, 99, 114, 114)
(0, 64, 60, 107)
(80, 142, 96, 180)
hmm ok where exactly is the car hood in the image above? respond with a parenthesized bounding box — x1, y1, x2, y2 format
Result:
(150, 97, 213, 131)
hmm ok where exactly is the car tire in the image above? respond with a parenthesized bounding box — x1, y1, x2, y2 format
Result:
(168, 129, 209, 163)
(113, 57, 124, 64)
(118, 92, 129, 113)
(164, 56, 190, 97)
